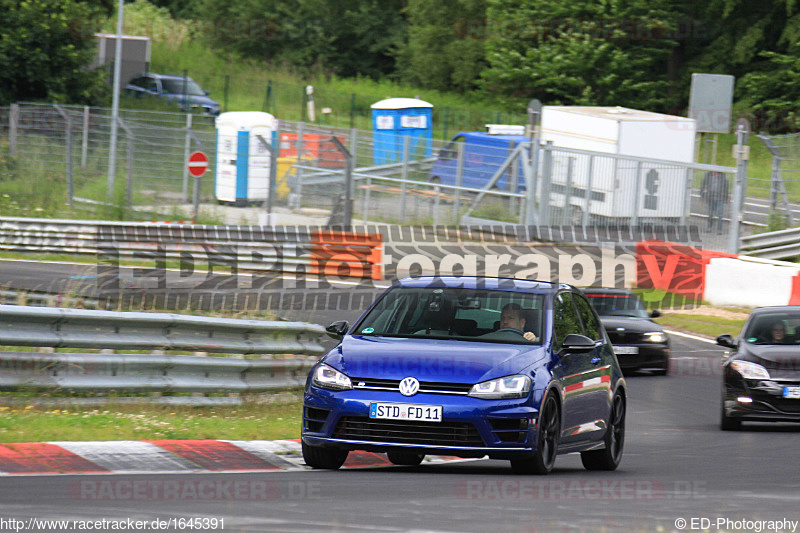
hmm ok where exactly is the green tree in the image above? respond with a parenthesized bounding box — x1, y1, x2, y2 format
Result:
(196, 0, 405, 79)
(397, 0, 488, 93)
(480, 0, 679, 112)
(0, 0, 108, 105)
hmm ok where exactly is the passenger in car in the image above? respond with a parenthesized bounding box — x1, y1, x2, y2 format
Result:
(499, 303, 538, 342)
(769, 322, 788, 344)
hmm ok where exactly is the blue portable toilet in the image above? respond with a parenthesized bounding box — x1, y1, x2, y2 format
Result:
(371, 98, 433, 165)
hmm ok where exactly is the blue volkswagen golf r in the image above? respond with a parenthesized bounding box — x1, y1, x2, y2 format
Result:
(302, 277, 627, 475)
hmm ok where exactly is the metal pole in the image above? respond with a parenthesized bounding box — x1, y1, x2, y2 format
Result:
(770, 157, 780, 213)
(363, 176, 371, 223)
(454, 141, 464, 224)
(8, 103, 18, 157)
(583, 155, 594, 226)
(564, 156, 574, 225)
(632, 161, 643, 227)
(81, 106, 90, 169)
(329, 136, 353, 229)
(182, 113, 192, 203)
(539, 141, 553, 225)
(400, 135, 409, 222)
(55, 106, 74, 207)
(294, 122, 304, 208)
(728, 128, 749, 253)
(268, 129, 279, 221)
(680, 167, 693, 226)
(126, 130, 134, 213)
(107, 0, 125, 198)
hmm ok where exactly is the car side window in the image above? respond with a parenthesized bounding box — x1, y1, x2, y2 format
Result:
(553, 292, 582, 351)
(573, 293, 602, 341)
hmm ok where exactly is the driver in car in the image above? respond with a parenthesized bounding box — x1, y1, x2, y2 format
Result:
(499, 303, 538, 342)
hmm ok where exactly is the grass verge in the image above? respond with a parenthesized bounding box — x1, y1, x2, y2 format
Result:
(0, 394, 303, 443)
(658, 313, 744, 338)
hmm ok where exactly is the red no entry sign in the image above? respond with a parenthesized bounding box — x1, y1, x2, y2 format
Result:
(187, 151, 209, 177)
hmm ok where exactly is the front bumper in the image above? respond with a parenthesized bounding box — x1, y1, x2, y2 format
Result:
(613, 344, 670, 371)
(723, 377, 800, 423)
(302, 387, 542, 460)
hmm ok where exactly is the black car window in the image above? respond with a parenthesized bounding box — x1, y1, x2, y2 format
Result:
(584, 292, 649, 318)
(145, 77, 159, 92)
(553, 292, 582, 351)
(573, 293, 602, 341)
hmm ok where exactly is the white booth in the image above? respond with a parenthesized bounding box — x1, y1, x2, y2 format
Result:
(214, 111, 277, 206)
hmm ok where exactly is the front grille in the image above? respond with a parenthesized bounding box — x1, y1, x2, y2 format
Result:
(304, 406, 330, 432)
(352, 377, 473, 395)
(770, 399, 800, 414)
(606, 330, 644, 344)
(332, 416, 485, 447)
(489, 418, 529, 443)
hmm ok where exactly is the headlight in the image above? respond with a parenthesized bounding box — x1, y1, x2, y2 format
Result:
(469, 375, 531, 399)
(312, 364, 352, 390)
(643, 331, 667, 343)
(731, 360, 771, 380)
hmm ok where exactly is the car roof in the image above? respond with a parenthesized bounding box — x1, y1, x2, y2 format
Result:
(453, 132, 530, 144)
(133, 73, 195, 81)
(580, 287, 635, 296)
(395, 276, 568, 293)
(750, 306, 800, 314)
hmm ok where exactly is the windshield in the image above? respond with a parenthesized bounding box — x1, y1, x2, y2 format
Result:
(584, 292, 649, 318)
(161, 78, 206, 96)
(354, 287, 545, 344)
(744, 312, 800, 345)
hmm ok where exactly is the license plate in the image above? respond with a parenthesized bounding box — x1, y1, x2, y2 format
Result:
(369, 403, 442, 422)
(783, 386, 800, 399)
(613, 346, 639, 355)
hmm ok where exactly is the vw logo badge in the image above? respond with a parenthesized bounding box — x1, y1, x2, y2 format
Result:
(399, 377, 420, 397)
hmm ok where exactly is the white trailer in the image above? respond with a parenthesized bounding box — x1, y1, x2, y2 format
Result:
(539, 106, 697, 221)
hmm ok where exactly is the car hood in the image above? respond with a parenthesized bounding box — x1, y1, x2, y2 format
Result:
(600, 316, 662, 333)
(323, 335, 547, 384)
(737, 343, 800, 376)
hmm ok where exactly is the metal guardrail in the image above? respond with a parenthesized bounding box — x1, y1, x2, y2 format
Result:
(739, 227, 800, 260)
(0, 304, 325, 395)
(0, 217, 315, 272)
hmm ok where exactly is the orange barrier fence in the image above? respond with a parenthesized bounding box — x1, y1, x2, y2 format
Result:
(310, 230, 383, 280)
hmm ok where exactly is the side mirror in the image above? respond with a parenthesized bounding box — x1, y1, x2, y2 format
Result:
(650, 309, 662, 318)
(205, 90, 211, 96)
(716, 334, 736, 349)
(326, 320, 350, 340)
(559, 333, 596, 355)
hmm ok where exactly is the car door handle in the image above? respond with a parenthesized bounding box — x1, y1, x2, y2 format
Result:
(590, 357, 602, 365)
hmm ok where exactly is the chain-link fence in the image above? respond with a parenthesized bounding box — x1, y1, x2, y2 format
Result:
(1, 102, 766, 253)
(756, 132, 800, 229)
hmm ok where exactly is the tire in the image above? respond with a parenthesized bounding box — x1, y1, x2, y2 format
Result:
(581, 392, 626, 471)
(510, 393, 560, 475)
(720, 403, 741, 431)
(387, 451, 425, 466)
(302, 441, 348, 470)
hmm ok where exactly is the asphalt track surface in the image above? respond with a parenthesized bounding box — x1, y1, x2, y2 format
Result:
(2, 261, 800, 532)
